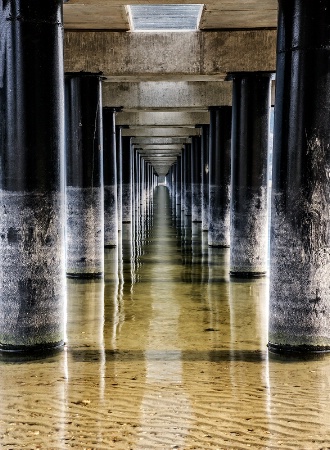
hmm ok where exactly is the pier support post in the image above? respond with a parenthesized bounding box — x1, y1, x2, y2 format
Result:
(200, 125, 210, 232)
(103, 107, 121, 248)
(0, 0, 65, 350)
(208, 107, 232, 247)
(122, 136, 133, 223)
(191, 136, 202, 223)
(176, 155, 182, 206)
(269, 0, 330, 353)
(184, 143, 192, 216)
(65, 73, 104, 278)
(229, 73, 272, 276)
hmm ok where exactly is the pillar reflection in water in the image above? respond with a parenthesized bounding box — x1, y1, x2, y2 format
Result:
(66, 278, 106, 444)
(104, 247, 122, 349)
(66, 279, 105, 348)
(121, 222, 137, 288)
(0, 348, 69, 447)
(228, 278, 270, 440)
(266, 352, 330, 448)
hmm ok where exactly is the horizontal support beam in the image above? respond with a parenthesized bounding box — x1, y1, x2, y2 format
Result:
(132, 137, 189, 145)
(122, 127, 200, 137)
(135, 144, 183, 150)
(103, 81, 232, 110)
(64, 30, 276, 81)
(116, 112, 209, 127)
(106, 80, 276, 109)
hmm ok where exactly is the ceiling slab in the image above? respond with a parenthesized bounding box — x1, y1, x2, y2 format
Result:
(200, 9, 277, 29)
(63, 1, 278, 31)
(64, 5, 130, 29)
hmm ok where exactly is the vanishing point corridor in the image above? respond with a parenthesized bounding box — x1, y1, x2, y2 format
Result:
(1, 186, 330, 449)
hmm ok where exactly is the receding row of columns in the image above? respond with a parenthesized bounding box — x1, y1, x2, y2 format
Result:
(166, 0, 330, 353)
(167, 72, 272, 278)
(1, 0, 330, 354)
(0, 3, 157, 351)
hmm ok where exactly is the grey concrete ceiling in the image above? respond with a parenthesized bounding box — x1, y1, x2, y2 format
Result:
(63, 1, 278, 175)
(63, 1, 278, 31)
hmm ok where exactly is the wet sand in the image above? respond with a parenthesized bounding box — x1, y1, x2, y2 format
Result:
(1, 186, 330, 449)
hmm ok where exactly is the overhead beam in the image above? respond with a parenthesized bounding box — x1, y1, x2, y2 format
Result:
(132, 138, 189, 145)
(116, 112, 209, 127)
(122, 127, 201, 137)
(135, 144, 183, 150)
(64, 30, 276, 81)
(103, 81, 232, 110)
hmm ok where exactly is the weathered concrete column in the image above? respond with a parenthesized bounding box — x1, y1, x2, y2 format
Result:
(183, 143, 192, 216)
(122, 136, 133, 223)
(0, 0, 65, 350)
(176, 155, 182, 205)
(229, 73, 272, 277)
(103, 107, 120, 248)
(181, 147, 186, 211)
(191, 136, 202, 222)
(269, 0, 330, 353)
(200, 125, 210, 232)
(171, 163, 177, 209)
(65, 73, 104, 278)
(208, 107, 232, 247)
(116, 125, 124, 231)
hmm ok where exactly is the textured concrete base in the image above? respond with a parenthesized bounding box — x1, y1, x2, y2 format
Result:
(104, 184, 118, 247)
(0, 190, 65, 348)
(66, 186, 104, 275)
(209, 184, 230, 247)
(230, 188, 268, 274)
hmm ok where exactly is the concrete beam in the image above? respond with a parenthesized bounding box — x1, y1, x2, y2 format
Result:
(122, 127, 201, 137)
(106, 80, 276, 110)
(116, 112, 209, 127)
(132, 137, 189, 145)
(135, 144, 183, 150)
(64, 30, 276, 81)
(103, 81, 233, 110)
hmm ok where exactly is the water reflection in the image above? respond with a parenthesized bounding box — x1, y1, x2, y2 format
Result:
(2, 186, 330, 448)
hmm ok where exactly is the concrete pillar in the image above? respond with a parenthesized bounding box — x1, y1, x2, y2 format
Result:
(171, 163, 177, 209)
(135, 150, 141, 210)
(131, 146, 136, 221)
(176, 155, 182, 205)
(181, 148, 185, 211)
(103, 107, 120, 248)
(208, 106, 232, 247)
(269, 0, 330, 353)
(116, 125, 124, 231)
(229, 73, 272, 277)
(142, 160, 147, 201)
(65, 73, 104, 279)
(191, 136, 202, 222)
(183, 143, 192, 216)
(200, 125, 210, 232)
(122, 136, 133, 223)
(0, 0, 65, 350)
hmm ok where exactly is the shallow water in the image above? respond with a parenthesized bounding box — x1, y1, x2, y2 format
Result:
(1, 186, 330, 449)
